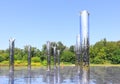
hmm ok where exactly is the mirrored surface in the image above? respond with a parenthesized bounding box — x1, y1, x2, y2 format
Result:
(0, 66, 120, 84)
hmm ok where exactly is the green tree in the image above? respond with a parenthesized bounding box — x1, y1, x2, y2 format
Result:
(111, 49, 120, 64)
(57, 41, 66, 53)
(69, 45, 75, 53)
(61, 50, 75, 64)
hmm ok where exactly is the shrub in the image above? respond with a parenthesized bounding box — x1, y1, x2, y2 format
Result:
(2, 61, 9, 64)
(31, 57, 40, 63)
(15, 60, 22, 64)
(0, 56, 4, 62)
(41, 60, 47, 66)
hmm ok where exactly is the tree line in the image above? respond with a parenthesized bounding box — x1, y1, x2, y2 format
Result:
(0, 39, 120, 64)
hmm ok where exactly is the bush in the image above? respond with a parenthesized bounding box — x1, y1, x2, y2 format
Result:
(2, 61, 9, 64)
(0, 56, 4, 62)
(15, 60, 22, 64)
(41, 60, 47, 66)
(93, 57, 104, 64)
(31, 57, 40, 63)
(61, 50, 75, 64)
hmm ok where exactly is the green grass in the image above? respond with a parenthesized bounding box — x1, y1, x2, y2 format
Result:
(0, 61, 42, 66)
(0, 61, 120, 67)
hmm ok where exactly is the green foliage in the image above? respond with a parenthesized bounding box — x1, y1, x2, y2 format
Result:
(111, 49, 120, 64)
(69, 45, 75, 53)
(15, 60, 22, 64)
(41, 60, 47, 66)
(90, 39, 120, 64)
(61, 50, 75, 64)
(0, 55, 4, 62)
(2, 61, 9, 64)
(31, 57, 40, 63)
(0, 50, 9, 62)
(41, 41, 66, 56)
(0, 40, 120, 65)
(57, 41, 66, 53)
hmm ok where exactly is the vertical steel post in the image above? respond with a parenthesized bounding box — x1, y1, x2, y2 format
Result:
(80, 10, 90, 84)
(46, 41, 51, 71)
(53, 46, 57, 69)
(75, 34, 82, 74)
(80, 10, 89, 67)
(9, 38, 15, 72)
(75, 34, 82, 65)
(28, 45, 31, 70)
(57, 50, 60, 66)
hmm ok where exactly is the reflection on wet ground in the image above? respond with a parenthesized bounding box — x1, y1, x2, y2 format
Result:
(0, 66, 120, 84)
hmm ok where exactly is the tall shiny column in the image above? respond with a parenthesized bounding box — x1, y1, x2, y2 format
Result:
(9, 38, 15, 72)
(75, 34, 82, 74)
(28, 45, 31, 70)
(80, 10, 89, 67)
(80, 10, 90, 84)
(46, 41, 51, 71)
(57, 50, 60, 66)
(53, 46, 57, 69)
(75, 34, 82, 66)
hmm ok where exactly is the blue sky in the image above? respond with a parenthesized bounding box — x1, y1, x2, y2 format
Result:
(0, 0, 120, 50)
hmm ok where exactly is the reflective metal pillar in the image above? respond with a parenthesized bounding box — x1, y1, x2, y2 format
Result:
(80, 10, 89, 68)
(28, 45, 31, 70)
(57, 50, 60, 66)
(46, 41, 51, 71)
(9, 38, 15, 72)
(80, 10, 90, 84)
(53, 46, 57, 69)
(75, 34, 81, 65)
